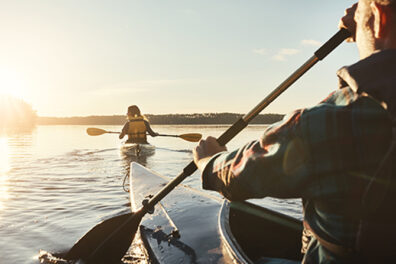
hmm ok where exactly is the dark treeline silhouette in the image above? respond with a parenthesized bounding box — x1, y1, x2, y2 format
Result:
(0, 95, 37, 132)
(38, 113, 284, 125)
(146, 113, 284, 124)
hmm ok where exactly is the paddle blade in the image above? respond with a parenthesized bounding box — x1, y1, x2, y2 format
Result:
(179, 133, 202, 142)
(65, 211, 143, 264)
(86, 127, 107, 136)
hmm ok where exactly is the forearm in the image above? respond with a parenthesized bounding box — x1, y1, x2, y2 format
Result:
(202, 152, 253, 201)
(144, 121, 157, 136)
(200, 88, 393, 203)
(200, 111, 310, 200)
(201, 140, 288, 201)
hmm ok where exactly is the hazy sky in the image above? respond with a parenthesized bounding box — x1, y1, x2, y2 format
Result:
(0, 0, 357, 117)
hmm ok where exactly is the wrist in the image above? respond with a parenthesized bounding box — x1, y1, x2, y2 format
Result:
(196, 156, 213, 171)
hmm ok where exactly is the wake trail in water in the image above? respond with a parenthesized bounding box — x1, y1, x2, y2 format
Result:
(32, 148, 118, 165)
(69, 148, 118, 155)
(155, 147, 192, 153)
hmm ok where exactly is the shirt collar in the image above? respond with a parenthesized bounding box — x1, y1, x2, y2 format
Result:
(336, 49, 396, 117)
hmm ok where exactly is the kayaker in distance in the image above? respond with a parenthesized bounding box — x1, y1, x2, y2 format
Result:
(119, 105, 159, 144)
(194, 1, 396, 263)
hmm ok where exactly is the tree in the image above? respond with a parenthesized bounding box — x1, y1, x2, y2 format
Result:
(0, 95, 37, 132)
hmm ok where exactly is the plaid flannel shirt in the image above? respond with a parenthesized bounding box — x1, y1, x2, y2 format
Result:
(201, 49, 396, 263)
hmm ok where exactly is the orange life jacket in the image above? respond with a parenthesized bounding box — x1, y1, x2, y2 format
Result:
(127, 116, 147, 143)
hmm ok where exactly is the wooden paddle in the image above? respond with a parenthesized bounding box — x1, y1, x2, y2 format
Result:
(86, 127, 119, 136)
(66, 29, 351, 264)
(157, 133, 202, 142)
(86, 127, 202, 142)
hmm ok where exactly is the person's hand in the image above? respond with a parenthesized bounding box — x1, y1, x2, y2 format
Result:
(193, 136, 227, 171)
(339, 3, 358, 42)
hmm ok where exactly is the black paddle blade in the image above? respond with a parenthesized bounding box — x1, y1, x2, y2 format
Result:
(65, 211, 143, 264)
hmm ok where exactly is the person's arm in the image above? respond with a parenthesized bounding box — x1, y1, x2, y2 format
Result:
(194, 88, 392, 201)
(194, 110, 308, 201)
(119, 123, 128, 139)
(144, 120, 159, 137)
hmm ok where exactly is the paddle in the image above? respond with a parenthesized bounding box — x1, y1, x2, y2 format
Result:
(86, 127, 202, 142)
(86, 127, 119, 136)
(66, 29, 350, 264)
(157, 133, 202, 142)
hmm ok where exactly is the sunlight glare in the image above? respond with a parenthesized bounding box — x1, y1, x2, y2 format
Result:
(0, 68, 25, 98)
(0, 138, 10, 174)
(0, 137, 10, 210)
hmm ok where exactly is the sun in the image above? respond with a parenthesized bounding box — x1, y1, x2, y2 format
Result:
(0, 68, 25, 99)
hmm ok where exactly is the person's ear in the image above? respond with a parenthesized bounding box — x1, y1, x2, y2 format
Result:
(371, 2, 393, 38)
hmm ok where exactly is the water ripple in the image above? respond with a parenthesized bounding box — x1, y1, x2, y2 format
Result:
(0, 125, 300, 264)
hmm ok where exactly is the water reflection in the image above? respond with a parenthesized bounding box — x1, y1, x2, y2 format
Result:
(0, 132, 33, 214)
(0, 125, 36, 137)
(120, 145, 155, 171)
(0, 137, 10, 173)
(0, 137, 10, 211)
(119, 144, 156, 191)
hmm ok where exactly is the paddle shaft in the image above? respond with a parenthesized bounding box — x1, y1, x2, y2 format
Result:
(89, 129, 200, 141)
(103, 131, 192, 138)
(139, 28, 351, 214)
(108, 132, 185, 137)
(157, 134, 183, 138)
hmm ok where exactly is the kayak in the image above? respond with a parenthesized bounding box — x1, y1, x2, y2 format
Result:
(121, 143, 155, 157)
(129, 162, 303, 263)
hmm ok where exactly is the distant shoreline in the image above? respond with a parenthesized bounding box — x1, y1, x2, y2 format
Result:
(37, 113, 284, 125)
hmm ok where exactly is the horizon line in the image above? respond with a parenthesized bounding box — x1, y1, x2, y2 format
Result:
(37, 112, 284, 118)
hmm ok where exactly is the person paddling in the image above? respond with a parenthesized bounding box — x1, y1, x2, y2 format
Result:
(194, 1, 396, 263)
(119, 105, 159, 144)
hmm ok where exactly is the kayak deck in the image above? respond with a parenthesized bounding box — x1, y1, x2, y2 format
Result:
(130, 162, 231, 263)
(121, 143, 155, 157)
(130, 163, 303, 263)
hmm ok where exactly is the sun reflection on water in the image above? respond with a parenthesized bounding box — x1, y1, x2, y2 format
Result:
(0, 137, 10, 210)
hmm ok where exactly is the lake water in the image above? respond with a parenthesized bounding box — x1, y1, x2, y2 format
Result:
(0, 125, 302, 264)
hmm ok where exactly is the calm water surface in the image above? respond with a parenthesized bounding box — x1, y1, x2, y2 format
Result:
(0, 125, 301, 264)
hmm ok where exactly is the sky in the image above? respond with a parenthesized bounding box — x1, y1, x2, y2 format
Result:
(0, 0, 357, 117)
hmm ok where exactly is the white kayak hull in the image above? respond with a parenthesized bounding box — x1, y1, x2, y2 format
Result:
(129, 162, 303, 263)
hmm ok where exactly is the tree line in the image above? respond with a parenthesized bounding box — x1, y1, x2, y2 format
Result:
(0, 96, 37, 132)
(38, 113, 284, 125)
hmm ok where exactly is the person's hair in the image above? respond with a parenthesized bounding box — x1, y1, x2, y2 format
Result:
(127, 105, 141, 117)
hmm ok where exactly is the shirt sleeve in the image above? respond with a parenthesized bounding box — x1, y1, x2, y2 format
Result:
(202, 110, 306, 201)
(201, 88, 392, 201)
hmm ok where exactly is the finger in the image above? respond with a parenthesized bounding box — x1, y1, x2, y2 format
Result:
(193, 146, 201, 160)
(206, 136, 219, 145)
(204, 136, 216, 142)
(345, 4, 357, 15)
(198, 139, 206, 148)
